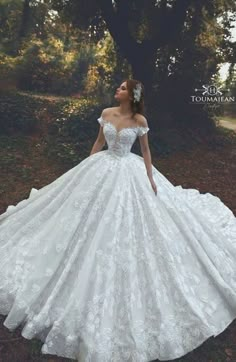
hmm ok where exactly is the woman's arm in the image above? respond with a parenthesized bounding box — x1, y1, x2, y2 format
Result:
(136, 115, 152, 175)
(89, 139, 105, 155)
(138, 115, 157, 195)
(89, 116, 106, 155)
(141, 142, 153, 178)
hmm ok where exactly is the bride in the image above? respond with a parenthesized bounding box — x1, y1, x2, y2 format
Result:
(90, 79, 157, 195)
(0, 78, 236, 362)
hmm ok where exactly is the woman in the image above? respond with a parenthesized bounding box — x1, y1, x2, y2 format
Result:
(0, 78, 236, 362)
(90, 79, 157, 196)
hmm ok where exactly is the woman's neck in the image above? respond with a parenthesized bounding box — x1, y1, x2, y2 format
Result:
(117, 102, 132, 116)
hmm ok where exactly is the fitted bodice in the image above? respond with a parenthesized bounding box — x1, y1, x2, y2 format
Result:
(97, 116, 150, 157)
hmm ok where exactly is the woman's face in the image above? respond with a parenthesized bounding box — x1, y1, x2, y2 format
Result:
(114, 81, 131, 102)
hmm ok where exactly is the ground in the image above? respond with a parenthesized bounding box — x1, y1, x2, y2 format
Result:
(218, 117, 236, 132)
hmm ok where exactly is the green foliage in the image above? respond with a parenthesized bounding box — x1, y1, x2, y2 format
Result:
(83, 32, 131, 102)
(15, 35, 94, 95)
(0, 51, 19, 83)
(0, 90, 107, 166)
(0, 91, 43, 134)
(225, 63, 236, 109)
(149, 1, 236, 129)
(0, 0, 235, 134)
(45, 97, 107, 167)
(0, 0, 23, 54)
(0, 31, 127, 97)
(0, 0, 130, 98)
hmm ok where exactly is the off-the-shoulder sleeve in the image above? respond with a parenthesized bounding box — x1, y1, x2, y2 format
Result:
(138, 126, 150, 137)
(97, 116, 105, 127)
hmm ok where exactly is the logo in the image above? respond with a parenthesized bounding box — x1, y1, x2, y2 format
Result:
(190, 84, 235, 106)
(195, 85, 223, 96)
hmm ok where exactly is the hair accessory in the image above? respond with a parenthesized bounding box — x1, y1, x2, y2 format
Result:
(133, 83, 142, 103)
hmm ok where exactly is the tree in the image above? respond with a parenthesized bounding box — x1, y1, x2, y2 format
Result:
(52, 0, 236, 131)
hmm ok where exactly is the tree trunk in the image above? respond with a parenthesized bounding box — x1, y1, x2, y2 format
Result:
(19, 0, 30, 39)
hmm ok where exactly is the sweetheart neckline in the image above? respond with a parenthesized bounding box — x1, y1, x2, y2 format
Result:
(101, 118, 144, 133)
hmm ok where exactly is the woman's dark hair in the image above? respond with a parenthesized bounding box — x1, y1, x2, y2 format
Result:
(125, 78, 145, 119)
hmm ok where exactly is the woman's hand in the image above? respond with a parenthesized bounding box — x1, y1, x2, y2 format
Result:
(148, 176, 158, 195)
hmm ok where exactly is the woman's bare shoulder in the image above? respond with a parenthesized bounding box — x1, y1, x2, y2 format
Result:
(101, 107, 118, 118)
(135, 113, 148, 127)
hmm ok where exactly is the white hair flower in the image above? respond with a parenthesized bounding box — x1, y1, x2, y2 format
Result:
(133, 83, 142, 103)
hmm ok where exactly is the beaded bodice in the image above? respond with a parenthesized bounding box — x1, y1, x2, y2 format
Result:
(97, 116, 149, 157)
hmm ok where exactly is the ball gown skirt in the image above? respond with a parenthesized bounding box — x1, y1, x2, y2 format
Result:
(0, 115, 236, 362)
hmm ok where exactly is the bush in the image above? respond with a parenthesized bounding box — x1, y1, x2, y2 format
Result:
(0, 91, 43, 135)
(0, 52, 20, 90)
(45, 97, 107, 167)
(16, 36, 96, 96)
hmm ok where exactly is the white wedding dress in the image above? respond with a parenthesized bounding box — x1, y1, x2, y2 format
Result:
(0, 115, 236, 362)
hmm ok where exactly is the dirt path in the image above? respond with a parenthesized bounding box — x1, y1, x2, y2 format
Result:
(218, 119, 236, 131)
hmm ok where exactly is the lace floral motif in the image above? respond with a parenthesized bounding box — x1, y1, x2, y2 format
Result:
(0, 115, 236, 361)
